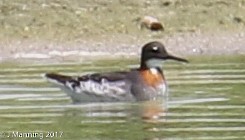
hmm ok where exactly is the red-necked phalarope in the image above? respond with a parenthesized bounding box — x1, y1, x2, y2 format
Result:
(44, 41, 188, 103)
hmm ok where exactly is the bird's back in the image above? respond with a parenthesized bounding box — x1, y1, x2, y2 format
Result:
(44, 71, 134, 103)
(45, 67, 168, 103)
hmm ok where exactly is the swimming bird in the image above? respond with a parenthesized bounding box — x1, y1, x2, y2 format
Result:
(44, 41, 188, 103)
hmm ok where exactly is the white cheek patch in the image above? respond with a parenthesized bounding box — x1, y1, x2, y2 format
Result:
(146, 59, 163, 68)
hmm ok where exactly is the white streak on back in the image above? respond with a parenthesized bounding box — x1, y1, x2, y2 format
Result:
(63, 78, 129, 100)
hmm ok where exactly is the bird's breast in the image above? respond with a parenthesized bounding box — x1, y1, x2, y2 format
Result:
(140, 69, 165, 87)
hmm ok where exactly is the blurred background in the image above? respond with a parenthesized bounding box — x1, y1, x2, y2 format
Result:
(0, 0, 244, 60)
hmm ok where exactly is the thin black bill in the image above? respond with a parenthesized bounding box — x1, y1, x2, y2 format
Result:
(166, 55, 189, 63)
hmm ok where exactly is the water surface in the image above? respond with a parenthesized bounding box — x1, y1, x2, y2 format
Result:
(0, 56, 244, 140)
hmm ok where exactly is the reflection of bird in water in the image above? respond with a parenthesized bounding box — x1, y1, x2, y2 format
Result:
(141, 100, 166, 120)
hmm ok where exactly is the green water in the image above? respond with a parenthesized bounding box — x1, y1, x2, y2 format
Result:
(0, 56, 244, 140)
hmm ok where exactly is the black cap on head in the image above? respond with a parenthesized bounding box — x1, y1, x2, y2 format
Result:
(140, 41, 188, 69)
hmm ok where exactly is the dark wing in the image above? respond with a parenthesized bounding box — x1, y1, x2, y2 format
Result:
(83, 71, 128, 83)
(45, 71, 128, 84)
(45, 73, 77, 85)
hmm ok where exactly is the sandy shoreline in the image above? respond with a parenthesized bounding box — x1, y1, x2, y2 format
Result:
(0, 31, 244, 62)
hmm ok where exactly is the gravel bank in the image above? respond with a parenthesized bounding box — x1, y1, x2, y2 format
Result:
(0, 31, 244, 62)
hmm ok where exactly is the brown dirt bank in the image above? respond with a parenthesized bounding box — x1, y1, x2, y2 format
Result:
(0, 31, 244, 62)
